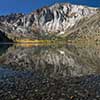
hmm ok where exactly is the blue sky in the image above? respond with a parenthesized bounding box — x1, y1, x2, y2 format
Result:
(0, 0, 100, 15)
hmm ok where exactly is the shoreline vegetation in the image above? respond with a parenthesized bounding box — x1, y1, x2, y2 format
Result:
(15, 39, 67, 44)
(15, 39, 56, 43)
(1, 37, 100, 48)
(13, 39, 100, 48)
(13, 39, 67, 47)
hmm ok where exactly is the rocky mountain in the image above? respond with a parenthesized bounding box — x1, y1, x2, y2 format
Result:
(63, 10, 100, 41)
(0, 3, 99, 41)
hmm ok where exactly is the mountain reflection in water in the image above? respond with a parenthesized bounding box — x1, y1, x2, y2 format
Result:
(0, 43, 100, 77)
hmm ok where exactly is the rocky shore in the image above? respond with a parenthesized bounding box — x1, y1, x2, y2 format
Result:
(0, 66, 100, 100)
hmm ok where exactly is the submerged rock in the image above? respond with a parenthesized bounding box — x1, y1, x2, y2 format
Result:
(0, 66, 100, 100)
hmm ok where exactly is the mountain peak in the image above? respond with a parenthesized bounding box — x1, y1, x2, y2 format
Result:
(0, 3, 99, 41)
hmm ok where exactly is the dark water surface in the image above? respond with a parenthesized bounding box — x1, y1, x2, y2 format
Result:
(0, 43, 100, 100)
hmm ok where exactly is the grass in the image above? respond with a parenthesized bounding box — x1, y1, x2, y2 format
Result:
(15, 39, 52, 43)
(14, 39, 66, 47)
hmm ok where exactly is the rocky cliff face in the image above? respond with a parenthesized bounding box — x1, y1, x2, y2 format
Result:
(0, 3, 99, 40)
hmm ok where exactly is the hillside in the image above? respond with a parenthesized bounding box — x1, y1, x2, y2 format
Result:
(0, 3, 99, 41)
(64, 10, 100, 41)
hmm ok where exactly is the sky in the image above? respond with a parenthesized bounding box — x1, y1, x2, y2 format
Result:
(0, 0, 100, 15)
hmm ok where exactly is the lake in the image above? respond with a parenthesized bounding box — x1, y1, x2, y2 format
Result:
(0, 43, 100, 99)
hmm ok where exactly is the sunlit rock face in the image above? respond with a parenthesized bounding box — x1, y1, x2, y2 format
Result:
(0, 3, 98, 40)
(0, 44, 100, 77)
(27, 3, 97, 33)
(64, 11, 100, 39)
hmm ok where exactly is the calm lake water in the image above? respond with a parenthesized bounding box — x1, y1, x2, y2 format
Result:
(0, 43, 100, 77)
(0, 43, 100, 99)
